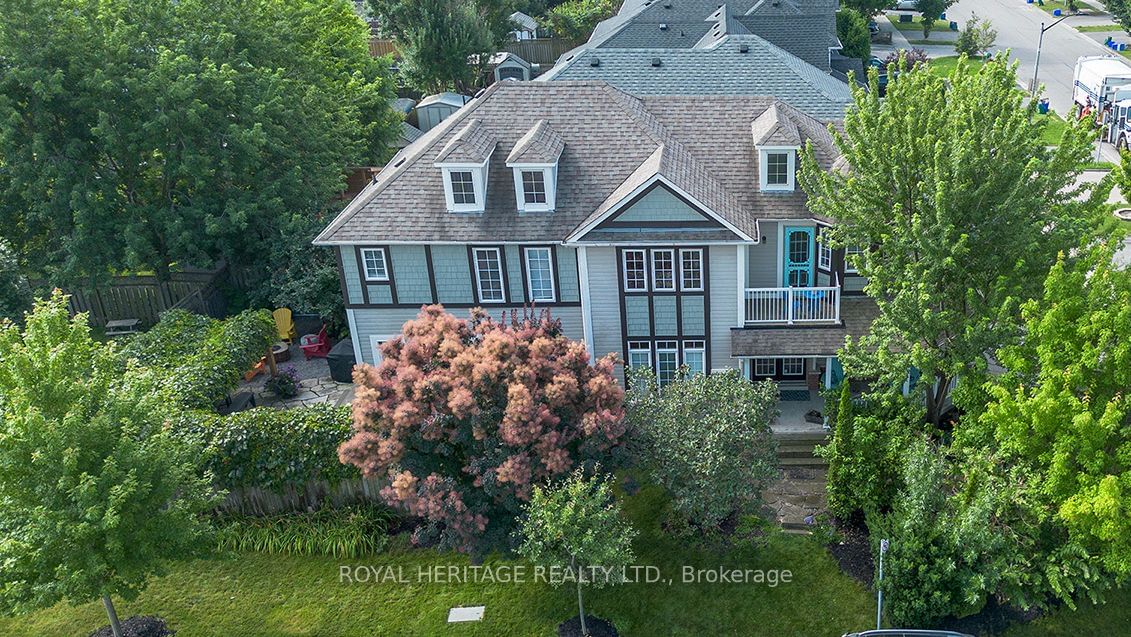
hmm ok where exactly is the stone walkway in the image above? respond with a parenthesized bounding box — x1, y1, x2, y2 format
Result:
(239, 342, 355, 409)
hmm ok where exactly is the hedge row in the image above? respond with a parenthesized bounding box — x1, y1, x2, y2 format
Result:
(176, 403, 358, 491)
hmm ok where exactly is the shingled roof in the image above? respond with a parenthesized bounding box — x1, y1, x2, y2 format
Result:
(435, 118, 496, 164)
(506, 119, 565, 165)
(540, 35, 852, 121)
(751, 103, 802, 146)
(313, 81, 839, 246)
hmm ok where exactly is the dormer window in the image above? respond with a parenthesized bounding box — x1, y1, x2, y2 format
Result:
(758, 147, 798, 192)
(507, 119, 564, 213)
(434, 118, 496, 214)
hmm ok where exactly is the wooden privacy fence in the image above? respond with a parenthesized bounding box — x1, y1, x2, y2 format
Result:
(369, 37, 583, 65)
(37, 263, 233, 328)
(217, 476, 386, 517)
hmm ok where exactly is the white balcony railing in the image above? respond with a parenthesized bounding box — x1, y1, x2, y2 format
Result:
(744, 286, 841, 325)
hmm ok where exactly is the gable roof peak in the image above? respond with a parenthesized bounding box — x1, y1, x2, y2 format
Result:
(435, 117, 496, 164)
(751, 102, 801, 147)
(506, 118, 566, 165)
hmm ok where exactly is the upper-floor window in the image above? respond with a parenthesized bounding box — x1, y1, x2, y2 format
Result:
(524, 247, 555, 302)
(623, 249, 647, 292)
(360, 248, 388, 281)
(450, 171, 476, 205)
(680, 249, 703, 291)
(758, 147, 797, 192)
(521, 171, 546, 204)
(845, 246, 863, 274)
(651, 249, 675, 291)
(818, 239, 832, 271)
(473, 248, 505, 303)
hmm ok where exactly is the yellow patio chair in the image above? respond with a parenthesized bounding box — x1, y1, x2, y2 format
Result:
(273, 308, 296, 343)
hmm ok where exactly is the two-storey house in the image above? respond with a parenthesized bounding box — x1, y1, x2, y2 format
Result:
(314, 81, 876, 419)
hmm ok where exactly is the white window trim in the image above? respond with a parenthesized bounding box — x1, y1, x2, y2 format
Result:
(473, 247, 506, 303)
(818, 240, 832, 271)
(679, 248, 704, 291)
(753, 357, 776, 377)
(623, 249, 648, 292)
(758, 146, 799, 192)
(360, 247, 389, 282)
(508, 162, 557, 212)
(523, 246, 556, 303)
(682, 340, 706, 376)
(437, 160, 490, 214)
(627, 341, 652, 368)
(368, 334, 395, 365)
(651, 249, 676, 292)
(845, 246, 863, 274)
(655, 341, 679, 386)
(781, 357, 805, 377)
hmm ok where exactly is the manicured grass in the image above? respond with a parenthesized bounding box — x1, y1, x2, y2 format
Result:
(886, 14, 954, 39)
(1006, 588, 1131, 636)
(1038, 111, 1070, 145)
(1075, 23, 1124, 32)
(0, 487, 876, 636)
(1033, 0, 1097, 15)
(927, 55, 986, 77)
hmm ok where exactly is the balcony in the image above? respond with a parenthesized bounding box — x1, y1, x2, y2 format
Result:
(744, 286, 841, 326)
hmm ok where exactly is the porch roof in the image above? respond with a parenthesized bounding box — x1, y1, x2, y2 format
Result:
(730, 296, 878, 357)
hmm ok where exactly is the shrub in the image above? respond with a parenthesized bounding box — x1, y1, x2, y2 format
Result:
(339, 305, 627, 555)
(265, 365, 300, 398)
(0, 238, 32, 324)
(954, 14, 997, 59)
(883, 47, 929, 72)
(178, 404, 357, 492)
(627, 368, 779, 531)
(817, 392, 922, 519)
(119, 310, 216, 369)
(215, 505, 394, 558)
(836, 9, 871, 62)
(157, 309, 276, 409)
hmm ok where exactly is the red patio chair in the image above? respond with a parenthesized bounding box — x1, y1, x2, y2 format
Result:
(299, 325, 331, 359)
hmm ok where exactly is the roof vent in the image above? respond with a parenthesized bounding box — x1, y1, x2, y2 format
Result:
(739, 44, 750, 53)
(663, 1, 672, 7)
(659, 23, 668, 30)
(651, 57, 662, 67)
(590, 57, 600, 67)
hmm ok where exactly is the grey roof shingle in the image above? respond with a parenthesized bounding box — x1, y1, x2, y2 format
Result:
(540, 35, 852, 121)
(313, 81, 839, 246)
(506, 119, 565, 165)
(434, 118, 496, 164)
(751, 103, 801, 146)
(730, 297, 880, 356)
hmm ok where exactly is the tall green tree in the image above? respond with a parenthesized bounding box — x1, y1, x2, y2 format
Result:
(836, 9, 871, 63)
(369, 0, 512, 94)
(1103, 0, 1131, 31)
(0, 0, 399, 288)
(0, 293, 219, 636)
(975, 243, 1131, 578)
(916, 0, 956, 38)
(841, 0, 890, 18)
(800, 55, 1100, 425)
(541, 0, 619, 40)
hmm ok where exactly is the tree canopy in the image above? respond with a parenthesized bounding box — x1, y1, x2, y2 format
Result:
(0, 0, 399, 286)
(0, 293, 218, 632)
(800, 55, 1101, 424)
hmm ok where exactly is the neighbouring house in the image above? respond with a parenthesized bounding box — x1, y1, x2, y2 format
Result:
(538, 34, 853, 121)
(576, 0, 841, 72)
(314, 80, 876, 422)
(415, 93, 472, 133)
(510, 11, 540, 41)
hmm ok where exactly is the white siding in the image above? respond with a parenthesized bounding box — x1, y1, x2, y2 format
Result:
(709, 245, 742, 372)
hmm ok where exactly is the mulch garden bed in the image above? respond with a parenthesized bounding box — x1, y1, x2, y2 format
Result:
(827, 522, 874, 587)
(89, 616, 175, 637)
(557, 615, 618, 637)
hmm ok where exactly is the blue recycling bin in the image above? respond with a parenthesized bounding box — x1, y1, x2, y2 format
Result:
(1038, 99, 1050, 114)
(1053, 8, 1062, 16)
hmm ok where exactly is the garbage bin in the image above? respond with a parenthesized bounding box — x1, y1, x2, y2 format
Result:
(1038, 98, 1050, 114)
(327, 338, 357, 383)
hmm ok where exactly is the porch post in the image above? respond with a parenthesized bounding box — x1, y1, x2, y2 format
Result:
(736, 245, 747, 326)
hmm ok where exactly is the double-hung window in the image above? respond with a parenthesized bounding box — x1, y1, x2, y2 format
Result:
(651, 249, 675, 291)
(655, 341, 679, 386)
(450, 171, 476, 205)
(473, 248, 505, 303)
(683, 341, 705, 377)
(845, 246, 863, 274)
(679, 249, 703, 291)
(818, 239, 832, 271)
(360, 248, 388, 282)
(524, 247, 555, 302)
(623, 250, 647, 292)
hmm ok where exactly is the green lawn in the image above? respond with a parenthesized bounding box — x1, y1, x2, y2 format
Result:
(928, 55, 986, 78)
(1038, 111, 1070, 145)
(886, 14, 955, 39)
(1006, 588, 1131, 636)
(1075, 23, 1124, 32)
(1033, 0, 1098, 15)
(0, 487, 876, 636)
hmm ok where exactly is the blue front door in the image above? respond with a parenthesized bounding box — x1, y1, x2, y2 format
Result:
(782, 226, 815, 287)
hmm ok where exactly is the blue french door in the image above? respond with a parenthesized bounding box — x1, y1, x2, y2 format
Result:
(782, 227, 815, 287)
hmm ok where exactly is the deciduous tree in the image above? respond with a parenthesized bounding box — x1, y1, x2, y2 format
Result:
(0, 293, 219, 637)
(517, 471, 636, 636)
(837, 9, 872, 62)
(339, 305, 627, 555)
(800, 54, 1100, 425)
(915, 0, 955, 38)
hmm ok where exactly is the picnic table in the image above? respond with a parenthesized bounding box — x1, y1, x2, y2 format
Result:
(105, 318, 140, 337)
